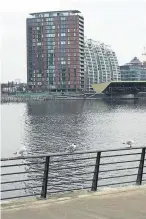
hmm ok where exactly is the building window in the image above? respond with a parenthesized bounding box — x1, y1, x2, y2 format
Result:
(68, 29, 70, 32)
(38, 82, 42, 85)
(68, 41, 70, 44)
(46, 34, 55, 37)
(61, 17, 66, 20)
(61, 41, 66, 44)
(46, 29, 55, 34)
(61, 33, 66, 36)
(46, 18, 53, 21)
(61, 61, 66, 64)
(47, 21, 54, 25)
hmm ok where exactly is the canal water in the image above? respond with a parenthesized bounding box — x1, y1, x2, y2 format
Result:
(1, 99, 146, 200)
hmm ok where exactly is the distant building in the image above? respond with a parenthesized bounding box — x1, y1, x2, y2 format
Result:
(26, 10, 84, 92)
(84, 39, 121, 91)
(120, 57, 146, 81)
(1, 82, 27, 94)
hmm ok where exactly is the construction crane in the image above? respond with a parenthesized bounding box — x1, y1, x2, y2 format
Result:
(142, 47, 146, 54)
(142, 46, 146, 68)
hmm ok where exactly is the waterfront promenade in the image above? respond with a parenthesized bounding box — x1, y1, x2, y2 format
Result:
(2, 185, 146, 219)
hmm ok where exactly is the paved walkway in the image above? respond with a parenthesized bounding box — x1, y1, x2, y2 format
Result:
(2, 185, 146, 219)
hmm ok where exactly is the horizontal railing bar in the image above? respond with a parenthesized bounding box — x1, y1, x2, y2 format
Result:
(100, 159, 140, 166)
(101, 153, 141, 158)
(1, 162, 45, 168)
(1, 170, 43, 176)
(1, 185, 42, 192)
(98, 180, 136, 187)
(50, 164, 95, 171)
(99, 166, 138, 173)
(47, 186, 91, 194)
(52, 156, 97, 163)
(1, 177, 44, 184)
(49, 171, 94, 179)
(48, 179, 92, 187)
(1, 193, 41, 201)
(1, 146, 145, 161)
(99, 173, 138, 180)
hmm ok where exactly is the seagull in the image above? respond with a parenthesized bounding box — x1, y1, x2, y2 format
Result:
(66, 143, 77, 152)
(13, 146, 26, 156)
(71, 143, 76, 149)
(123, 140, 134, 148)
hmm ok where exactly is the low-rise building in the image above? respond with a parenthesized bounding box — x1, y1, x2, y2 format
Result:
(120, 57, 146, 81)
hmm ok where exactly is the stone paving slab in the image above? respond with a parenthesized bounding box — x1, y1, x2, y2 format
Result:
(1, 185, 146, 219)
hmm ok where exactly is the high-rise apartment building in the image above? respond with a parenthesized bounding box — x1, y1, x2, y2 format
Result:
(84, 39, 121, 91)
(27, 10, 84, 92)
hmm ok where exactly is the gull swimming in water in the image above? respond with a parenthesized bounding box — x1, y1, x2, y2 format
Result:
(13, 146, 26, 156)
(71, 143, 76, 149)
(66, 143, 77, 152)
(123, 140, 134, 148)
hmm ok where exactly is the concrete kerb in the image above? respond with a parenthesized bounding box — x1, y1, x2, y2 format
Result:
(1, 184, 146, 212)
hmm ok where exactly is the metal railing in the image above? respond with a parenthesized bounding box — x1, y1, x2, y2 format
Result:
(1, 147, 146, 201)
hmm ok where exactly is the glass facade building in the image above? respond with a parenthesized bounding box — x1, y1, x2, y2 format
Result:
(84, 39, 121, 91)
(27, 10, 84, 91)
(120, 57, 146, 81)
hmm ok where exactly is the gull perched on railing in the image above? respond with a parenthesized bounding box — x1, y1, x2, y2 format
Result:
(13, 146, 26, 156)
(123, 140, 135, 148)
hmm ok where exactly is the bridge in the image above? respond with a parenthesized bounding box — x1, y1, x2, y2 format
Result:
(92, 81, 146, 96)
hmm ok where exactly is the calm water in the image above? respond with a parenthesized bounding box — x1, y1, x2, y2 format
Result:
(1, 99, 146, 199)
(1, 99, 146, 157)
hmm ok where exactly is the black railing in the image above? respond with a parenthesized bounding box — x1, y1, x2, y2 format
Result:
(1, 147, 146, 201)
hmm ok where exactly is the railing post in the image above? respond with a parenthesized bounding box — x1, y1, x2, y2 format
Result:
(91, 152, 101, 191)
(41, 156, 50, 199)
(136, 148, 145, 185)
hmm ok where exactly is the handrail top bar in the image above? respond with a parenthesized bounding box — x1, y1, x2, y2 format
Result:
(1, 146, 145, 161)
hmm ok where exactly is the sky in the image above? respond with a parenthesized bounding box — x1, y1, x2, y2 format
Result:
(1, 0, 146, 82)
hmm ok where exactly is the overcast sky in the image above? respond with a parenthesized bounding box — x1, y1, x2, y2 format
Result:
(1, 0, 146, 82)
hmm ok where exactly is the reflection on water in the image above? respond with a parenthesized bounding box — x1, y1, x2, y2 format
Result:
(1, 99, 146, 199)
(2, 99, 146, 157)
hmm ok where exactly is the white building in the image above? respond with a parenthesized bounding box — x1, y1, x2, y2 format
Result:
(85, 39, 121, 91)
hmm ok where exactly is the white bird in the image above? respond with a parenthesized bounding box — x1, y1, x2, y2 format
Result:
(123, 140, 134, 148)
(66, 143, 77, 152)
(13, 147, 26, 156)
(71, 143, 76, 149)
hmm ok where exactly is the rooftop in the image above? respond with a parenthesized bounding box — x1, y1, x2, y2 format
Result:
(30, 10, 81, 16)
(123, 57, 142, 66)
(130, 57, 142, 65)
